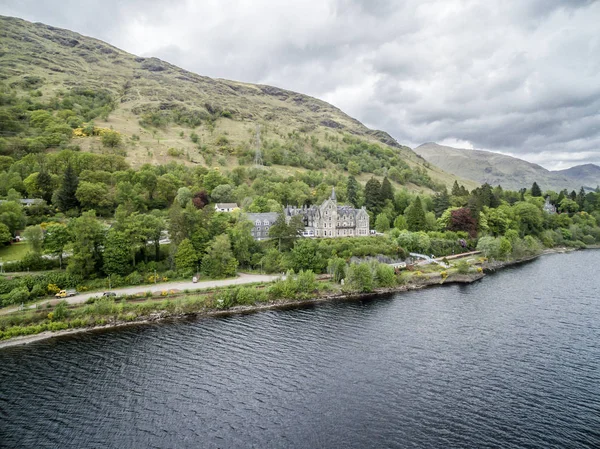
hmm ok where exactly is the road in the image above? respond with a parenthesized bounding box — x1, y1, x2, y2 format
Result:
(1, 273, 282, 315)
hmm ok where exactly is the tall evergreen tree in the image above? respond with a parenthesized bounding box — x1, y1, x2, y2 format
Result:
(364, 177, 383, 215)
(380, 177, 394, 202)
(531, 182, 542, 197)
(405, 196, 427, 231)
(36, 170, 54, 204)
(432, 189, 450, 218)
(56, 164, 80, 212)
(576, 187, 586, 209)
(346, 176, 359, 207)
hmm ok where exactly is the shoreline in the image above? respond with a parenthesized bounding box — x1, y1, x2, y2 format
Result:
(0, 247, 585, 349)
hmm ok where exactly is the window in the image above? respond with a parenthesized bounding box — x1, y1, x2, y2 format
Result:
(255, 221, 260, 226)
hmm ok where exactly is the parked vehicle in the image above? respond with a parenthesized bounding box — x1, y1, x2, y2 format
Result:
(55, 289, 77, 298)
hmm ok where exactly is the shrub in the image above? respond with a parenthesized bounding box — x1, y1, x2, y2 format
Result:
(296, 270, 317, 295)
(346, 263, 374, 292)
(374, 264, 396, 287)
(455, 260, 470, 274)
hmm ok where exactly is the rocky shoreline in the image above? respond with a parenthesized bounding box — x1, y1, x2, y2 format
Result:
(0, 247, 585, 349)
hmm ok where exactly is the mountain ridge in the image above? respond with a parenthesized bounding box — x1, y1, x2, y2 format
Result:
(414, 142, 599, 191)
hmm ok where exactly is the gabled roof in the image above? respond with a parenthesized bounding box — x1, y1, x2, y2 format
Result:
(215, 203, 238, 208)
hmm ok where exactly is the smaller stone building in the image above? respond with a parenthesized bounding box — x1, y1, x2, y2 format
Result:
(247, 212, 279, 240)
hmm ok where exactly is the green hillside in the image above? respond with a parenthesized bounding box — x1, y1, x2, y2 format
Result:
(0, 15, 473, 192)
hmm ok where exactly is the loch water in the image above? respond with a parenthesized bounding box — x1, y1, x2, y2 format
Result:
(1, 251, 599, 448)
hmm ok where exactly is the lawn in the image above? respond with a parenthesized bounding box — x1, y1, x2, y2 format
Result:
(0, 242, 32, 262)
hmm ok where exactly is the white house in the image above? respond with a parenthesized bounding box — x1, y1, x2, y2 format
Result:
(215, 203, 239, 212)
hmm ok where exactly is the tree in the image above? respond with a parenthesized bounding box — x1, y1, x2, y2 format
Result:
(56, 164, 80, 212)
(0, 201, 25, 236)
(513, 202, 543, 235)
(211, 184, 235, 203)
(67, 210, 105, 277)
(103, 230, 131, 276)
(76, 181, 112, 213)
(347, 176, 359, 207)
(327, 257, 346, 283)
(43, 223, 70, 269)
(346, 262, 374, 292)
(0, 223, 12, 246)
(23, 225, 44, 254)
(175, 238, 198, 275)
(36, 170, 54, 203)
(448, 207, 478, 237)
(290, 239, 325, 273)
(175, 187, 193, 207)
(432, 189, 450, 218)
(364, 177, 383, 215)
(380, 177, 394, 202)
(192, 190, 209, 209)
(101, 130, 122, 148)
(201, 234, 238, 278)
(347, 160, 360, 176)
(531, 182, 542, 197)
(393, 215, 407, 230)
(375, 213, 390, 233)
(405, 196, 426, 231)
(228, 219, 255, 267)
(559, 197, 579, 215)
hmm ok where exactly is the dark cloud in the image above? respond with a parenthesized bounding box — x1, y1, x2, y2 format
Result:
(1, 0, 599, 169)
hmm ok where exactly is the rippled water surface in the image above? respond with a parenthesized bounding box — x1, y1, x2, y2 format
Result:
(1, 251, 600, 448)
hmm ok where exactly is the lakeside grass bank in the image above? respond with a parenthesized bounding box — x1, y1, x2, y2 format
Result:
(0, 247, 586, 349)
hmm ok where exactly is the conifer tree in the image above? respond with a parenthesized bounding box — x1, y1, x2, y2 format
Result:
(347, 176, 359, 207)
(432, 189, 450, 218)
(531, 182, 542, 197)
(405, 196, 427, 231)
(364, 177, 383, 215)
(56, 164, 79, 212)
(36, 170, 54, 204)
(380, 177, 394, 202)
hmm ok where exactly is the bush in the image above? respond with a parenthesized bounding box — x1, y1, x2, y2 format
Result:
(101, 130, 122, 148)
(3, 287, 30, 306)
(455, 260, 470, 274)
(375, 263, 396, 287)
(346, 263, 374, 292)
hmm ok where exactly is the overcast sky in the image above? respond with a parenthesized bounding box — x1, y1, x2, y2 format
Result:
(2, 0, 599, 170)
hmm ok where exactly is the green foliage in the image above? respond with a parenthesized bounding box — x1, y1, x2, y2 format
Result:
(405, 196, 426, 231)
(175, 238, 198, 275)
(101, 130, 122, 148)
(327, 257, 346, 283)
(56, 164, 80, 212)
(374, 263, 396, 287)
(103, 230, 131, 276)
(0, 223, 12, 245)
(455, 260, 470, 274)
(289, 239, 326, 273)
(375, 213, 390, 233)
(346, 262, 374, 292)
(201, 234, 238, 278)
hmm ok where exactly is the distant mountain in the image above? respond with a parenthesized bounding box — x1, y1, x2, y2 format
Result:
(414, 143, 599, 191)
(554, 164, 600, 190)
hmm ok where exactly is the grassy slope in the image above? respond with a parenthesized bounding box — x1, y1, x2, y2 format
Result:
(0, 15, 475, 191)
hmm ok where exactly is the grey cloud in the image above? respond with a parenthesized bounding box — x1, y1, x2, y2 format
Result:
(1, 0, 599, 169)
